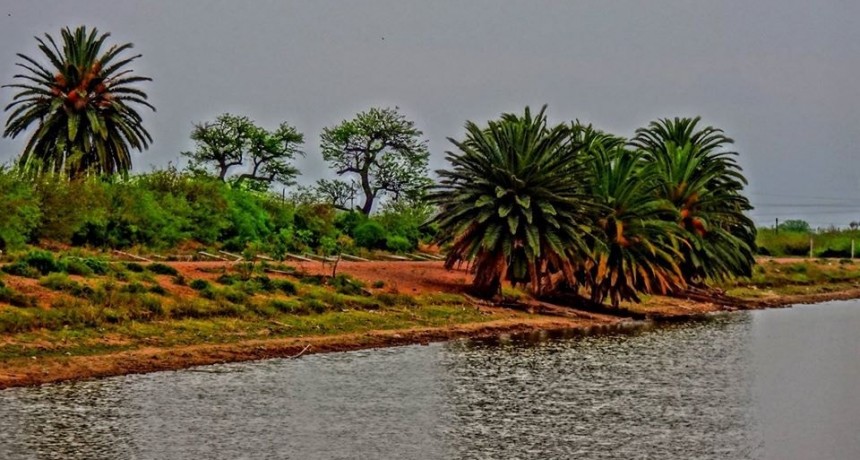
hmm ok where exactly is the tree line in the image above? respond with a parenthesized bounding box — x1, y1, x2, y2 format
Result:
(1, 26, 757, 304)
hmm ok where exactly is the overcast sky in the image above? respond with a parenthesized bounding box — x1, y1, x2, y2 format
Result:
(1, 1, 858, 227)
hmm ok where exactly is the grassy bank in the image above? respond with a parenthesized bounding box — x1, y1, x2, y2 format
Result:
(3, 251, 860, 389)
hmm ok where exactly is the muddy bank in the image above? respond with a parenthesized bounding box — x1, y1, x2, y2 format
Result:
(2, 288, 860, 390)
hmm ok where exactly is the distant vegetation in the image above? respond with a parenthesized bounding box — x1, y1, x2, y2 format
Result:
(756, 220, 860, 258)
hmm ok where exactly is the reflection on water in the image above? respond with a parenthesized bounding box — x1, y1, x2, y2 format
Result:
(1, 302, 860, 459)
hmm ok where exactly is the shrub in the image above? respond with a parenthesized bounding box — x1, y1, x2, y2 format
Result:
(385, 235, 413, 253)
(0, 168, 41, 251)
(27, 250, 63, 274)
(120, 282, 149, 294)
(39, 273, 81, 292)
(328, 274, 366, 296)
(216, 274, 238, 285)
(375, 292, 417, 307)
(353, 221, 387, 249)
(372, 280, 385, 289)
(125, 262, 145, 273)
(148, 284, 168, 296)
(275, 279, 297, 295)
(2, 261, 40, 278)
(189, 279, 211, 291)
(64, 259, 94, 276)
(146, 263, 179, 276)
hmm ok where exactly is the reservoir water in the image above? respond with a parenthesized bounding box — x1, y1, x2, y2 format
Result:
(2, 301, 859, 459)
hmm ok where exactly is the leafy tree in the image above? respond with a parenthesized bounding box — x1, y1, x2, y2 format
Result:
(313, 178, 358, 210)
(183, 113, 303, 189)
(320, 107, 430, 214)
(779, 219, 811, 233)
(3, 26, 154, 177)
(430, 106, 596, 298)
(631, 117, 756, 284)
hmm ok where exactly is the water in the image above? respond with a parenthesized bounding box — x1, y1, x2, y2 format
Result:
(2, 301, 860, 459)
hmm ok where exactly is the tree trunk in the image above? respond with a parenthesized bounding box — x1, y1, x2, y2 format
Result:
(470, 253, 507, 299)
(359, 172, 375, 214)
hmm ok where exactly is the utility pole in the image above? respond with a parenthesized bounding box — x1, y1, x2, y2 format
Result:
(775, 217, 779, 234)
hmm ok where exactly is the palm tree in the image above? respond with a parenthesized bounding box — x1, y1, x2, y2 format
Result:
(580, 135, 686, 307)
(631, 117, 756, 284)
(430, 106, 596, 298)
(3, 26, 154, 178)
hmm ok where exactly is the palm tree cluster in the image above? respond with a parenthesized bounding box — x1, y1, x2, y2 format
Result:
(3, 26, 153, 178)
(431, 107, 756, 306)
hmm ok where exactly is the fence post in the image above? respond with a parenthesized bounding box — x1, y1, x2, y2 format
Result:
(809, 237, 814, 258)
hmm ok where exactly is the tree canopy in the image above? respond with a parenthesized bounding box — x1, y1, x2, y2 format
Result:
(182, 113, 303, 189)
(320, 107, 430, 214)
(3, 26, 154, 178)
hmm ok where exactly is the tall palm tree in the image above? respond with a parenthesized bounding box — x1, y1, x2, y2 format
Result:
(3, 26, 154, 178)
(631, 117, 756, 284)
(430, 106, 596, 298)
(580, 136, 686, 307)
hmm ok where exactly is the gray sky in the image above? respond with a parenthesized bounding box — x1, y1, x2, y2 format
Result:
(1, 0, 858, 227)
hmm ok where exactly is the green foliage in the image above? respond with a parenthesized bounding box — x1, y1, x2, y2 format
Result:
(353, 221, 387, 249)
(182, 113, 304, 188)
(431, 106, 595, 297)
(0, 168, 41, 250)
(632, 117, 756, 283)
(146, 263, 178, 276)
(385, 235, 412, 253)
(779, 219, 811, 233)
(580, 137, 685, 307)
(3, 26, 153, 177)
(320, 107, 431, 214)
(124, 262, 145, 273)
(189, 279, 211, 291)
(328, 274, 366, 296)
(20, 249, 65, 275)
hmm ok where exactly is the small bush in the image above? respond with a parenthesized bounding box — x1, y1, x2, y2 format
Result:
(146, 263, 179, 276)
(385, 235, 413, 253)
(304, 298, 327, 314)
(189, 279, 211, 291)
(372, 280, 385, 289)
(172, 275, 186, 286)
(148, 284, 168, 296)
(222, 288, 248, 304)
(22, 250, 65, 275)
(125, 262, 145, 273)
(39, 273, 82, 293)
(353, 221, 387, 249)
(274, 279, 297, 295)
(2, 261, 40, 278)
(328, 274, 366, 296)
(120, 282, 148, 294)
(82, 257, 110, 275)
(64, 259, 94, 277)
(216, 274, 238, 285)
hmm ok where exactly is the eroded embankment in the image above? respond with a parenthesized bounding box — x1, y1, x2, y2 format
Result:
(3, 287, 860, 390)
